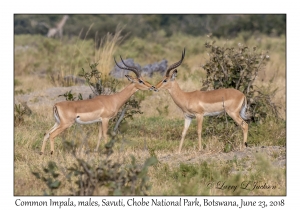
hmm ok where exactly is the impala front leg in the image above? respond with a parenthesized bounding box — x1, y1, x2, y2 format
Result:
(178, 116, 192, 153)
(196, 114, 204, 151)
(95, 122, 103, 152)
(102, 118, 109, 143)
(95, 118, 109, 151)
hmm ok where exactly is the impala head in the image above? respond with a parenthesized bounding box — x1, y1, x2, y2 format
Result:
(114, 56, 156, 91)
(155, 48, 185, 90)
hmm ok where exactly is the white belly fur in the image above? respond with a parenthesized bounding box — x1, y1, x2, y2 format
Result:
(204, 110, 224, 116)
(75, 116, 102, 124)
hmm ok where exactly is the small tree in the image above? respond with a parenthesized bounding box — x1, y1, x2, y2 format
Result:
(200, 40, 283, 151)
(202, 40, 281, 123)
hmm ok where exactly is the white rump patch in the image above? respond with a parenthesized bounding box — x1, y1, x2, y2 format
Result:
(54, 110, 60, 124)
(240, 102, 249, 120)
(75, 116, 102, 124)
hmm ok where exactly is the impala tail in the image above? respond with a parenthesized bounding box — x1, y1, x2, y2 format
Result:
(240, 97, 250, 120)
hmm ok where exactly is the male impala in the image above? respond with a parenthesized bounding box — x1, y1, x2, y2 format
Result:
(40, 57, 155, 155)
(155, 49, 249, 153)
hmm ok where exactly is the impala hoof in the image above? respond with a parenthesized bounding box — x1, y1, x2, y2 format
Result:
(245, 142, 248, 147)
(50, 151, 53, 155)
(40, 152, 43, 155)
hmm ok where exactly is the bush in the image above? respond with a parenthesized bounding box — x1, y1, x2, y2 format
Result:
(58, 90, 83, 101)
(200, 40, 283, 150)
(32, 138, 158, 195)
(202, 40, 281, 123)
(14, 102, 32, 126)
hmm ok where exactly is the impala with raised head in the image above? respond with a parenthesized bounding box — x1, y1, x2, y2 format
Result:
(155, 48, 249, 153)
(40, 57, 155, 155)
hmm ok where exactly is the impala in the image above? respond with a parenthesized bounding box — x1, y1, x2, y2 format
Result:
(155, 49, 249, 153)
(40, 57, 155, 155)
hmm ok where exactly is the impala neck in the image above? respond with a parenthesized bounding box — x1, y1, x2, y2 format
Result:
(167, 81, 187, 109)
(114, 83, 138, 109)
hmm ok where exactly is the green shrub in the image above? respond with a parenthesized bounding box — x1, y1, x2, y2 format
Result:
(31, 161, 61, 196)
(58, 90, 83, 101)
(202, 40, 281, 123)
(14, 103, 32, 126)
(32, 138, 158, 195)
(200, 40, 284, 149)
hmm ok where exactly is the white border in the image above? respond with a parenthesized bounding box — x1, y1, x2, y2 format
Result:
(3, 1, 296, 209)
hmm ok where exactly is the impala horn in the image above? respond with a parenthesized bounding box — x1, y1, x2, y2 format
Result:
(165, 48, 185, 77)
(114, 56, 141, 78)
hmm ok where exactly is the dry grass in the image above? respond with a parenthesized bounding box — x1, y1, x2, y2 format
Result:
(14, 75, 53, 95)
(94, 25, 125, 76)
(14, 118, 286, 196)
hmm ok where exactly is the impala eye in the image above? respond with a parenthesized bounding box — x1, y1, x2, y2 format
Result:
(163, 79, 167, 83)
(139, 79, 144, 84)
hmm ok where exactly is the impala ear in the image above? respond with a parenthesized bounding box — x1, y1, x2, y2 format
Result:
(171, 69, 178, 81)
(125, 75, 134, 82)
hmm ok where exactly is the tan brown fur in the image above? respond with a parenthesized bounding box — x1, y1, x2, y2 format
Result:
(41, 65, 155, 155)
(155, 49, 249, 153)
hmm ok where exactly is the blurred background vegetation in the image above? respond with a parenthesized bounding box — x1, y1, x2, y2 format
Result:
(15, 14, 285, 40)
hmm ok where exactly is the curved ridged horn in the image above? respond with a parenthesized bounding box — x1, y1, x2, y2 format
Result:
(114, 56, 141, 78)
(165, 48, 185, 77)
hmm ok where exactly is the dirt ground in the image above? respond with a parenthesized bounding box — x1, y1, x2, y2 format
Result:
(158, 146, 286, 172)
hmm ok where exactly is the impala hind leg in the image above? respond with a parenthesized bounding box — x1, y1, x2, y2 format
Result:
(40, 122, 72, 155)
(227, 112, 248, 150)
(178, 117, 192, 153)
(48, 123, 72, 155)
(40, 123, 59, 155)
